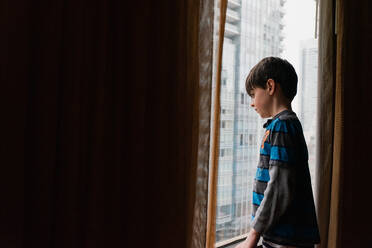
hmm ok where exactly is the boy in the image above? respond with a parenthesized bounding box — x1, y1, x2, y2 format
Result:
(236, 57, 320, 248)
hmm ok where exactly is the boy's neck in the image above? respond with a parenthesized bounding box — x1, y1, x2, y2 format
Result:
(270, 103, 292, 118)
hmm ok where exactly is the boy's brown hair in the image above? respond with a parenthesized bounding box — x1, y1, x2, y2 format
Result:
(245, 57, 298, 101)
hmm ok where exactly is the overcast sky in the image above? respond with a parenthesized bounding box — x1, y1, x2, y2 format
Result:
(281, 0, 317, 112)
(281, 0, 317, 73)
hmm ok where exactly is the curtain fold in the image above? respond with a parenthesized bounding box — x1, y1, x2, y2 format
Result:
(206, 0, 227, 247)
(316, 0, 337, 247)
(318, 0, 372, 247)
(333, 0, 372, 247)
(189, 0, 215, 248)
(327, 0, 344, 247)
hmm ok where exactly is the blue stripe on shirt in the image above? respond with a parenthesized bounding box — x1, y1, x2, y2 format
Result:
(253, 192, 264, 206)
(270, 120, 288, 133)
(255, 167, 270, 182)
(270, 146, 290, 162)
(260, 142, 271, 155)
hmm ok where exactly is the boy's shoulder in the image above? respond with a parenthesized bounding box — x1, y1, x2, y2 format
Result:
(276, 110, 298, 121)
(266, 110, 300, 133)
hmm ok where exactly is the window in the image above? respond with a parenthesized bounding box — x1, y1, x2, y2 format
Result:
(211, 0, 319, 246)
(222, 69, 228, 86)
(249, 134, 254, 146)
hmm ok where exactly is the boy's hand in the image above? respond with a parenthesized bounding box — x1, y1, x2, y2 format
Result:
(235, 229, 260, 248)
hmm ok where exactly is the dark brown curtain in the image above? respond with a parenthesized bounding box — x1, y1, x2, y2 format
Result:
(334, 0, 372, 247)
(1, 1, 141, 247)
(0, 0, 214, 247)
(317, 0, 372, 247)
(316, 0, 336, 247)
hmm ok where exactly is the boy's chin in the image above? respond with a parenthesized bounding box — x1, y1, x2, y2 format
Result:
(258, 113, 271, 119)
(255, 109, 271, 119)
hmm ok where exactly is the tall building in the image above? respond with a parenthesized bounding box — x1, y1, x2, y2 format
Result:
(298, 38, 318, 189)
(214, 0, 285, 242)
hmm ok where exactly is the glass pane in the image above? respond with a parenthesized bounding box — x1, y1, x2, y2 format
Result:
(212, 0, 318, 246)
(283, 0, 319, 193)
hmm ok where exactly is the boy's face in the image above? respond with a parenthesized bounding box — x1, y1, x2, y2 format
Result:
(249, 86, 273, 118)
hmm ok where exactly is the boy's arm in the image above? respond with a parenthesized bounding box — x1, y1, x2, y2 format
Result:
(251, 163, 293, 233)
(251, 121, 296, 234)
(235, 228, 260, 248)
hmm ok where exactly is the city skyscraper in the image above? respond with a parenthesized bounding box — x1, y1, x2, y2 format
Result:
(214, 0, 285, 243)
(298, 38, 318, 189)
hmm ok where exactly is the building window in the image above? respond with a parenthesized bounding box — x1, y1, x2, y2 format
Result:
(249, 134, 254, 146)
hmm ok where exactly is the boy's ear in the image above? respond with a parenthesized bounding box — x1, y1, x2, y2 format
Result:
(266, 79, 275, 95)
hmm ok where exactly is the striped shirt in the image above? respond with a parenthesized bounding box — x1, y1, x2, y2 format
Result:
(251, 110, 320, 247)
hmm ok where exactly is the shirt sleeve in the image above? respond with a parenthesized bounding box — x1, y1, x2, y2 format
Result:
(251, 121, 296, 234)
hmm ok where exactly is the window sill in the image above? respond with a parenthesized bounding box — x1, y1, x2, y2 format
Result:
(215, 233, 248, 248)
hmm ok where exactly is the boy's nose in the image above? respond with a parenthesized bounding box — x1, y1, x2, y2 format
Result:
(250, 101, 255, 108)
